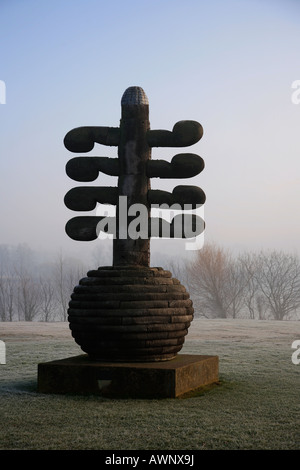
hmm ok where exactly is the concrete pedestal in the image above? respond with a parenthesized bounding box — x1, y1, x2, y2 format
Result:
(37, 354, 219, 398)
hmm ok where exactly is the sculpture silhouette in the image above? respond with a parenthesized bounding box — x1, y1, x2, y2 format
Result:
(64, 86, 205, 361)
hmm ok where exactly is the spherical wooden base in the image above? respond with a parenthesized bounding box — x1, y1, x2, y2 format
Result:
(68, 266, 194, 362)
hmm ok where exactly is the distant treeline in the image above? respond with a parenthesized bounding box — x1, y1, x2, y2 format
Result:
(165, 243, 300, 321)
(0, 243, 299, 321)
(0, 244, 95, 322)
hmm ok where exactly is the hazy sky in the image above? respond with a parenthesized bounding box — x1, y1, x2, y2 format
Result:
(1, 0, 300, 265)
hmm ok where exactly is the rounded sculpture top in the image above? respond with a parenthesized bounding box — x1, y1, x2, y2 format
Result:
(121, 86, 149, 106)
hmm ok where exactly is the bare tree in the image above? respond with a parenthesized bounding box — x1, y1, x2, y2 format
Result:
(0, 275, 16, 321)
(238, 252, 269, 319)
(162, 257, 191, 290)
(0, 245, 16, 321)
(256, 294, 268, 320)
(13, 244, 41, 321)
(253, 250, 300, 320)
(0, 277, 8, 321)
(15, 272, 40, 321)
(53, 252, 87, 321)
(39, 275, 57, 321)
(186, 243, 249, 318)
(54, 253, 69, 321)
(186, 245, 300, 320)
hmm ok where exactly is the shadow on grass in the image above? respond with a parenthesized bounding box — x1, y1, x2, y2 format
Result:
(0, 379, 38, 395)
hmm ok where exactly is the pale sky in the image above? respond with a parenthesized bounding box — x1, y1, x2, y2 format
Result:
(0, 0, 300, 265)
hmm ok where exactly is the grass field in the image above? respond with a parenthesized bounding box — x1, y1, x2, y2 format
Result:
(0, 319, 299, 450)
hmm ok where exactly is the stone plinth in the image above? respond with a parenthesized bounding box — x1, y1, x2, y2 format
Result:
(37, 354, 219, 398)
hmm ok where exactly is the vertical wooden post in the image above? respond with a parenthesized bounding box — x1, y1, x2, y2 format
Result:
(113, 86, 151, 267)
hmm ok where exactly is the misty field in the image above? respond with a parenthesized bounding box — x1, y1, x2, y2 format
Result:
(0, 319, 299, 450)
